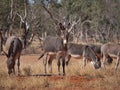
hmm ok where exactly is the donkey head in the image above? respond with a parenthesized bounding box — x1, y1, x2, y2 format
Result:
(6, 55, 15, 75)
(3, 39, 15, 75)
(3, 50, 15, 75)
(91, 56, 101, 69)
(58, 22, 70, 45)
(84, 46, 101, 69)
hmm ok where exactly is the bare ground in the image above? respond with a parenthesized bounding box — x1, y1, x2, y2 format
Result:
(0, 55, 120, 90)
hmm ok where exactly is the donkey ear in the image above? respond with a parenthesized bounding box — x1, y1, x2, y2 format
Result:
(67, 23, 71, 29)
(59, 23, 65, 30)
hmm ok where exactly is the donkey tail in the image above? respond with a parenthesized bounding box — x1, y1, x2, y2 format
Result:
(38, 51, 45, 60)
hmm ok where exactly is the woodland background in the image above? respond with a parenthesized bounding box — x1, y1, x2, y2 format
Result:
(0, 0, 120, 46)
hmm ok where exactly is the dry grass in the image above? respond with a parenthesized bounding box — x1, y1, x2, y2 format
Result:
(0, 55, 120, 90)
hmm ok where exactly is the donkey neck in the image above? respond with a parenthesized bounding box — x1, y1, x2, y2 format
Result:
(89, 49, 97, 62)
(84, 46, 97, 62)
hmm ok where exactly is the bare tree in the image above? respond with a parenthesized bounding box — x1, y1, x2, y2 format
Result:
(7, 0, 16, 37)
(0, 29, 3, 53)
(17, 0, 30, 49)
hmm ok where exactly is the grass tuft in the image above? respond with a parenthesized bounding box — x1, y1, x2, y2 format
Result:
(1, 55, 120, 89)
(22, 66, 31, 76)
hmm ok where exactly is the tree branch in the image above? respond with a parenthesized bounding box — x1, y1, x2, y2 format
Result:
(24, 0, 27, 19)
(41, 3, 58, 25)
(10, 0, 13, 19)
(17, 13, 24, 23)
(68, 18, 81, 32)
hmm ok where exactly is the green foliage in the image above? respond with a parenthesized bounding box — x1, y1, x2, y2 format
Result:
(0, 0, 10, 28)
(0, 0, 120, 42)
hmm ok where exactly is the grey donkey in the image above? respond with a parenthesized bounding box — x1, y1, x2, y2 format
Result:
(101, 43, 120, 71)
(3, 36, 23, 76)
(65, 43, 101, 69)
(38, 23, 70, 75)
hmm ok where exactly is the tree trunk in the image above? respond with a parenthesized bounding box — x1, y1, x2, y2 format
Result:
(0, 31, 3, 53)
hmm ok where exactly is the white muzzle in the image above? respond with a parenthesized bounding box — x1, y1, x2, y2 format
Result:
(63, 39, 67, 44)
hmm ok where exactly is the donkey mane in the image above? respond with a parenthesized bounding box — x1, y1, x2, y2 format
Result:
(4, 36, 23, 75)
(8, 40, 14, 57)
(83, 45, 97, 61)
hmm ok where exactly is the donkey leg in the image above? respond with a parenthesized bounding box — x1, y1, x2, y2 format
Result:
(57, 59, 61, 75)
(115, 58, 120, 71)
(48, 56, 53, 74)
(43, 54, 47, 74)
(12, 60, 16, 75)
(102, 55, 106, 69)
(62, 57, 65, 75)
(65, 55, 71, 65)
(8, 70, 12, 76)
(17, 57, 20, 75)
(82, 57, 86, 69)
(56, 53, 61, 75)
(13, 66, 15, 75)
(115, 52, 120, 71)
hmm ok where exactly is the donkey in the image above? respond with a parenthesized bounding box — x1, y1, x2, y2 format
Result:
(38, 23, 69, 75)
(101, 43, 120, 71)
(89, 44, 113, 64)
(65, 43, 101, 69)
(88, 44, 101, 58)
(3, 36, 23, 75)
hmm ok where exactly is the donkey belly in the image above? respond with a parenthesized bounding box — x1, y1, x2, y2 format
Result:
(46, 51, 65, 58)
(47, 52, 56, 55)
(14, 52, 21, 60)
(70, 54, 82, 59)
(108, 53, 117, 58)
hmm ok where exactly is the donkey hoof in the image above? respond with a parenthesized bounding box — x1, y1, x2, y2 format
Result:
(63, 73, 65, 76)
(58, 73, 61, 75)
(18, 73, 20, 76)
